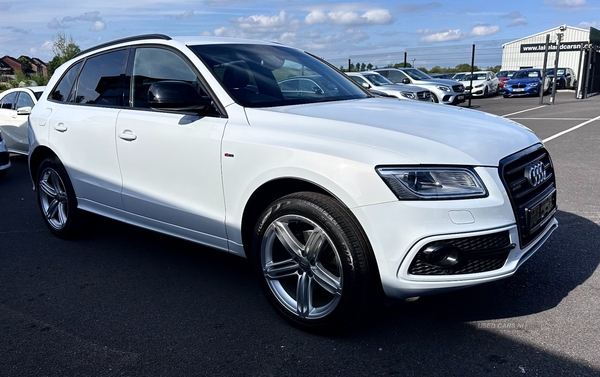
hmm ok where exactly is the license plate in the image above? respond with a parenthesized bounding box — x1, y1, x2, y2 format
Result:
(525, 189, 556, 234)
(513, 88, 524, 92)
(457, 95, 464, 101)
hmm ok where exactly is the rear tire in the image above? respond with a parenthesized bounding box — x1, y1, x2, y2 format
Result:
(251, 192, 377, 332)
(430, 93, 439, 103)
(36, 157, 89, 238)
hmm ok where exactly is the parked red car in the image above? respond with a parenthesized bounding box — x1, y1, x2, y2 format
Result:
(497, 70, 516, 88)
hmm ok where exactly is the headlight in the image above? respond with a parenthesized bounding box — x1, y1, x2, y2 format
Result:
(436, 85, 450, 92)
(529, 82, 539, 87)
(376, 167, 488, 200)
(400, 91, 416, 99)
(475, 84, 484, 88)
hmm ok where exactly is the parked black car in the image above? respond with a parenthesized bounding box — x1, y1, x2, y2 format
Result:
(545, 67, 577, 89)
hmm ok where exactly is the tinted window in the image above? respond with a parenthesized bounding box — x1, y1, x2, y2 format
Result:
(51, 61, 82, 102)
(16, 92, 35, 109)
(0, 92, 17, 109)
(74, 50, 128, 106)
(191, 44, 367, 108)
(131, 48, 200, 108)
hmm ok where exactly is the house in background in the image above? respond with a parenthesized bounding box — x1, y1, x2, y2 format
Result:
(0, 55, 48, 80)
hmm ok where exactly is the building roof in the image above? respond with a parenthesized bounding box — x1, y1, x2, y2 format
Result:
(502, 25, 589, 47)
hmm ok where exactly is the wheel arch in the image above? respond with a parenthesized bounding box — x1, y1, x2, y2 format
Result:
(241, 177, 385, 310)
(29, 146, 59, 186)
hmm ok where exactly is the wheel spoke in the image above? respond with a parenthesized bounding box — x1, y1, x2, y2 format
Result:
(273, 220, 304, 259)
(45, 199, 60, 219)
(264, 259, 299, 280)
(304, 228, 327, 262)
(39, 179, 57, 198)
(57, 203, 68, 225)
(296, 272, 312, 318)
(312, 263, 342, 296)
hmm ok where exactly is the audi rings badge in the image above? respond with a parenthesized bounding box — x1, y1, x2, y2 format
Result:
(525, 161, 547, 187)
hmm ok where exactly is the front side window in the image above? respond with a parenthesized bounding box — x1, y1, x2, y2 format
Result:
(131, 47, 201, 108)
(16, 92, 35, 109)
(74, 49, 128, 106)
(190, 44, 367, 108)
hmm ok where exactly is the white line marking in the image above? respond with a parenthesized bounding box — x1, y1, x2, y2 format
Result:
(501, 105, 546, 117)
(509, 118, 589, 121)
(542, 115, 600, 143)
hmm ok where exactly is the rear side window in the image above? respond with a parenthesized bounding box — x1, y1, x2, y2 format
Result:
(51, 62, 82, 102)
(74, 50, 128, 106)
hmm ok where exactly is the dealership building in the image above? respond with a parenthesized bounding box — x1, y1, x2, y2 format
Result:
(501, 25, 600, 98)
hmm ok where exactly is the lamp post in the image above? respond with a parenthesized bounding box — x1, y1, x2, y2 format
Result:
(550, 29, 564, 104)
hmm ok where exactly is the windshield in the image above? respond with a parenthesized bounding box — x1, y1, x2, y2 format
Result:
(461, 73, 488, 81)
(190, 44, 368, 108)
(402, 68, 432, 81)
(362, 73, 394, 86)
(512, 70, 541, 79)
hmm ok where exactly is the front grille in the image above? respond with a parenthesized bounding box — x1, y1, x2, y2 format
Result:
(511, 83, 527, 88)
(452, 85, 464, 93)
(499, 144, 557, 248)
(408, 231, 513, 275)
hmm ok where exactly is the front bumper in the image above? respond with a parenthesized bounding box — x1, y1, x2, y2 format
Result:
(351, 165, 557, 300)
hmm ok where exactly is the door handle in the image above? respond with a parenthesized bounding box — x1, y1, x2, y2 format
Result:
(53, 124, 67, 132)
(118, 130, 137, 141)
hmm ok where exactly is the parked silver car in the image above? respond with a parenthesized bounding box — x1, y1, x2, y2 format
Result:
(346, 71, 433, 102)
(0, 86, 46, 155)
(375, 68, 465, 105)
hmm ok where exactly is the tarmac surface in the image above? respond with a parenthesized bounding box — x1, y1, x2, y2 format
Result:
(1, 90, 599, 376)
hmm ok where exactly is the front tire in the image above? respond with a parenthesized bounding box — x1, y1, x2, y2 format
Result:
(36, 157, 88, 238)
(251, 192, 376, 332)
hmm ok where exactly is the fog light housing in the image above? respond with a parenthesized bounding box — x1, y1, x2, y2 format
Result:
(422, 244, 461, 267)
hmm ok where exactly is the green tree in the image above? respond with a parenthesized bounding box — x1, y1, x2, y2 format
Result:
(455, 63, 479, 72)
(47, 31, 81, 77)
(18, 57, 32, 71)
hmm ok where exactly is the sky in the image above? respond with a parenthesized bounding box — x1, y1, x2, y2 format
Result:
(1, 0, 598, 69)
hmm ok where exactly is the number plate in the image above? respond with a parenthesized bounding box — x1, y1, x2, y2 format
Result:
(513, 88, 525, 92)
(457, 95, 464, 101)
(525, 189, 556, 234)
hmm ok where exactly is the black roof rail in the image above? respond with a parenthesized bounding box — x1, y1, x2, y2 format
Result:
(73, 34, 171, 58)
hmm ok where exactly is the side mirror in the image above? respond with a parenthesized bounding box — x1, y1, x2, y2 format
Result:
(16, 106, 32, 115)
(402, 78, 410, 84)
(148, 81, 212, 113)
(361, 82, 371, 89)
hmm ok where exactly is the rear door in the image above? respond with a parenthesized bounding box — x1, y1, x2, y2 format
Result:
(46, 49, 127, 217)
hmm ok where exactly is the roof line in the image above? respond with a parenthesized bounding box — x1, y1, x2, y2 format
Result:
(73, 34, 171, 58)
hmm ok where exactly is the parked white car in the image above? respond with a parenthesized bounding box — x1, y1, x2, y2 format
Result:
(458, 71, 500, 97)
(28, 35, 557, 332)
(346, 71, 433, 102)
(0, 86, 46, 155)
(375, 68, 466, 105)
(0, 131, 10, 178)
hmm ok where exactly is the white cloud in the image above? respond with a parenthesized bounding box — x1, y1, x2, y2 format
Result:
(470, 25, 500, 36)
(90, 21, 106, 32)
(305, 8, 393, 26)
(578, 21, 597, 28)
(420, 29, 463, 42)
(234, 10, 290, 32)
(544, 0, 586, 8)
(508, 18, 528, 27)
(418, 25, 500, 43)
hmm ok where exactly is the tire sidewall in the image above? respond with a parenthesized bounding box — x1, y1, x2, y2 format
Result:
(251, 193, 370, 331)
(36, 157, 81, 238)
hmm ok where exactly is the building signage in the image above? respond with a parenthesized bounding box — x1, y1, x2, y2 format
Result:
(520, 41, 587, 53)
